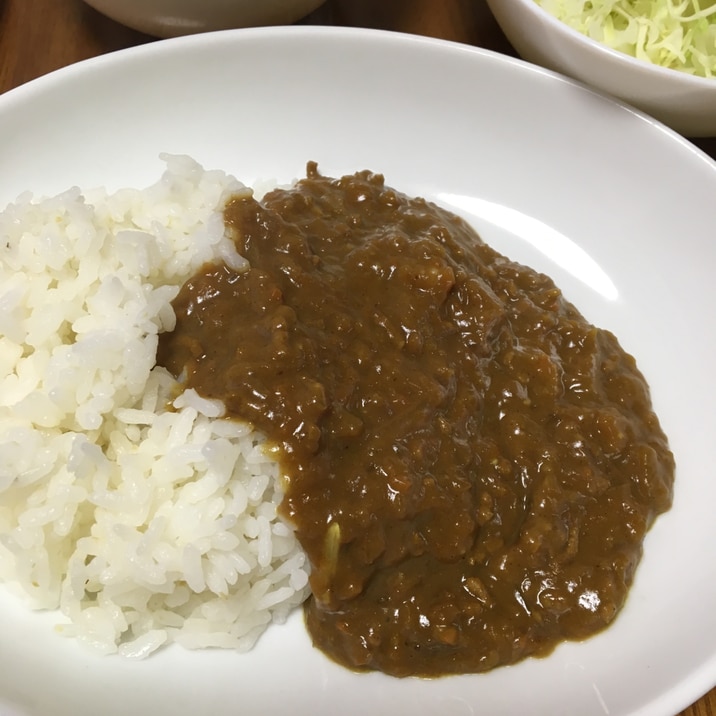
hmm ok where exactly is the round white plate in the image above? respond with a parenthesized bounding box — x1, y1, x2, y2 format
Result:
(0, 26, 715, 716)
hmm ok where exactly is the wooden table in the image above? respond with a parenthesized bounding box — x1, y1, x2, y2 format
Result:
(0, 1, 713, 714)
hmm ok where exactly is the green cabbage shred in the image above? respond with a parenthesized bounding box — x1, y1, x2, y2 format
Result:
(536, 0, 716, 77)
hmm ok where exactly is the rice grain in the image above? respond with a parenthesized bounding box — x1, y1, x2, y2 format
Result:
(0, 155, 310, 657)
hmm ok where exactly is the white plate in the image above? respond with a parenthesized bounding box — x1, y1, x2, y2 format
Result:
(1, 26, 715, 716)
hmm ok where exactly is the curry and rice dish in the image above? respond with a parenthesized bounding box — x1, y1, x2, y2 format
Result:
(159, 163, 674, 676)
(0, 157, 673, 675)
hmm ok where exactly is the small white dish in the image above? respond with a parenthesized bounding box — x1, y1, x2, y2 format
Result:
(82, 0, 327, 37)
(486, 0, 716, 136)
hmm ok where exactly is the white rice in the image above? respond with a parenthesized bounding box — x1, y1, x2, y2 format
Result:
(0, 155, 310, 658)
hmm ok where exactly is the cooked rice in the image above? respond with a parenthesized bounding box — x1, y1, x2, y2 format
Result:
(0, 155, 310, 658)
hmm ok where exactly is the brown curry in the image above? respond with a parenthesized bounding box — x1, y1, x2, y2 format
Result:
(157, 164, 674, 677)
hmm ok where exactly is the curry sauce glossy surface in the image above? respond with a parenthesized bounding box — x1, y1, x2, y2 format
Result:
(158, 165, 674, 676)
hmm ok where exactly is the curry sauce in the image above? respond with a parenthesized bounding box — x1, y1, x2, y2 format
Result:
(158, 165, 674, 677)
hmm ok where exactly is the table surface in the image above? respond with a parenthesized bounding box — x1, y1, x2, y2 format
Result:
(0, 2, 714, 715)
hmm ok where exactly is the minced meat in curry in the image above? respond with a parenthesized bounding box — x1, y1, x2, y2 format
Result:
(157, 164, 674, 677)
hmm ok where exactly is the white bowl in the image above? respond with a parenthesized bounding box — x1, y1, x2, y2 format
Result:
(83, 0, 327, 37)
(486, 0, 716, 137)
(2, 26, 716, 716)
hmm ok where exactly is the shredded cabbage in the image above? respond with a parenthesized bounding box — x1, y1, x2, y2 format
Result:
(536, 0, 716, 77)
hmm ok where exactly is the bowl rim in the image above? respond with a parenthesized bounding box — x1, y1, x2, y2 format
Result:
(494, 0, 716, 89)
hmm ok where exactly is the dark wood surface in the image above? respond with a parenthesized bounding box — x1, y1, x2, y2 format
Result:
(0, 1, 714, 714)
